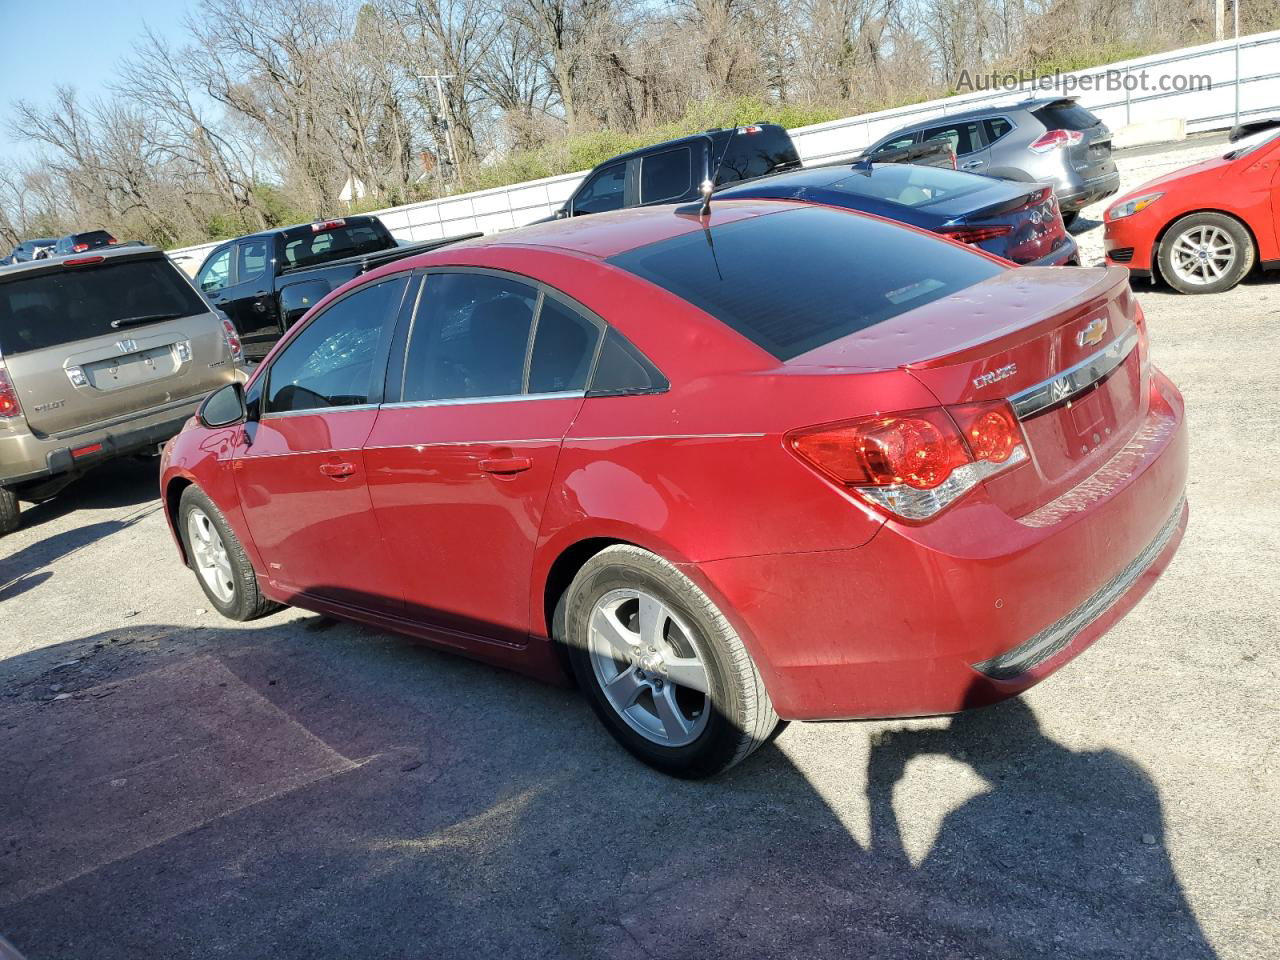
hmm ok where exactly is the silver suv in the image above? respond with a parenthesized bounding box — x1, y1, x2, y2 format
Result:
(0, 246, 244, 534)
(864, 96, 1119, 224)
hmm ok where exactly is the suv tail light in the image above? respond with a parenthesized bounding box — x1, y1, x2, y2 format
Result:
(937, 224, 1012, 245)
(72, 242, 90, 253)
(0, 367, 23, 420)
(218, 315, 243, 362)
(1029, 129, 1084, 153)
(786, 402, 1027, 521)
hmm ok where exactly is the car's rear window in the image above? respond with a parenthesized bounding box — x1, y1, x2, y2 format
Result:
(281, 220, 392, 269)
(74, 231, 116, 246)
(716, 128, 801, 186)
(829, 164, 989, 208)
(1032, 101, 1101, 131)
(0, 256, 207, 355)
(607, 206, 1003, 361)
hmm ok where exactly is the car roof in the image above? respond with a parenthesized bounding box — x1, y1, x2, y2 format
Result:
(230, 213, 384, 243)
(447, 198, 809, 261)
(0, 243, 164, 279)
(895, 94, 1075, 128)
(584, 124, 789, 168)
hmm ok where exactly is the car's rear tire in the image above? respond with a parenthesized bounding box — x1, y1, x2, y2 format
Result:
(178, 485, 278, 621)
(1158, 212, 1254, 294)
(561, 545, 780, 778)
(0, 486, 20, 536)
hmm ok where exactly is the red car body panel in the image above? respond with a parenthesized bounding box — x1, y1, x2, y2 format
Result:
(162, 199, 1189, 720)
(1104, 134, 1280, 275)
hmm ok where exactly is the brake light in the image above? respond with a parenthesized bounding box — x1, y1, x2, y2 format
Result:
(107, 235, 118, 244)
(65, 256, 105, 266)
(0, 367, 21, 419)
(1029, 129, 1084, 153)
(786, 402, 1027, 521)
(938, 224, 1013, 245)
(738, 125, 763, 134)
(72, 243, 90, 252)
(310, 219, 346, 232)
(219, 316, 243, 362)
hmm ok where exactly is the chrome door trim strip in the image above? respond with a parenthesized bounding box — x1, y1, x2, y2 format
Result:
(379, 390, 585, 411)
(1009, 325, 1140, 420)
(260, 403, 381, 421)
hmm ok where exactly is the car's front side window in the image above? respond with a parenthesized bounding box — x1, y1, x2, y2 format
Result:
(264, 276, 408, 414)
(572, 163, 627, 215)
(198, 247, 233, 294)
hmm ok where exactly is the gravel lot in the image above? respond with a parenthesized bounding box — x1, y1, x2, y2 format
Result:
(2, 135, 1277, 960)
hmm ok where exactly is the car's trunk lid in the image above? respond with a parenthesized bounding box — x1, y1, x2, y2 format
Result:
(790, 266, 1147, 515)
(0, 253, 233, 437)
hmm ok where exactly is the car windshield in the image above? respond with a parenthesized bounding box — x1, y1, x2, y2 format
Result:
(1225, 127, 1280, 159)
(0, 256, 206, 355)
(829, 164, 990, 208)
(607, 205, 1003, 361)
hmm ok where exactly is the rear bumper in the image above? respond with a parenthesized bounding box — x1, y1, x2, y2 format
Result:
(694, 369, 1188, 720)
(1058, 171, 1122, 212)
(0, 397, 202, 486)
(1026, 235, 1079, 267)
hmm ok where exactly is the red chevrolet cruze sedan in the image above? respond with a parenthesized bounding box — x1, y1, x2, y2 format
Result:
(1104, 125, 1280, 293)
(162, 200, 1188, 777)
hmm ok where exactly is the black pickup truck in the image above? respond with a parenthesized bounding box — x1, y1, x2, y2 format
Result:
(193, 216, 475, 358)
(549, 123, 803, 219)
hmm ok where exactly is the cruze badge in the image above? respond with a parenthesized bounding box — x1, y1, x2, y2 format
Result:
(1076, 317, 1107, 348)
(973, 363, 1018, 390)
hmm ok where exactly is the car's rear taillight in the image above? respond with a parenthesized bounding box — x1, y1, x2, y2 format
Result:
(72, 243, 90, 253)
(937, 224, 1013, 245)
(0, 367, 23, 420)
(219, 315, 243, 362)
(786, 402, 1027, 521)
(1029, 129, 1084, 153)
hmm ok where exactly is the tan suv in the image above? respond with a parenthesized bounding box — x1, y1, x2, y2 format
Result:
(0, 246, 244, 534)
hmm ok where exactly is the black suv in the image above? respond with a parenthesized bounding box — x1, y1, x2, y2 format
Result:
(553, 124, 802, 219)
(53, 230, 119, 256)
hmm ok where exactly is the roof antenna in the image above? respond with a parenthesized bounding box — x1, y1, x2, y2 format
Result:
(699, 146, 714, 218)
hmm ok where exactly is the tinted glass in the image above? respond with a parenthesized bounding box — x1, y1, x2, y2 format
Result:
(199, 247, 232, 293)
(74, 231, 116, 247)
(717, 128, 801, 185)
(403, 273, 537, 402)
(607, 206, 1003, 361)
(266, 277, 407, 413)
(921, 122, 983, 156)
(1032, 102, 1101, 131)
(589, 328, 667, 396)
(985, 117, 1013, 144)
(237, 239, 269, 283)
(873, 134, 918, 156)
(528, 297, 600, 393)
(640, 147, 692, 204)
(0, 257, 208, 355)
(572, 163, 626, 215)
(280, 220, 392, 269)
(830, 165, 989, 208)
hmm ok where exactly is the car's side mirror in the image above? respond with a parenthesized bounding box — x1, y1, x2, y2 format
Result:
(198, 382, 247, 429)
(555, 208, 570, 220)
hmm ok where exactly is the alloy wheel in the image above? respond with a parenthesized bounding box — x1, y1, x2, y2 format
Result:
(187, 507, 236, 604)
(1168, 224, 1237, 287)
(587, 588, 711, 747)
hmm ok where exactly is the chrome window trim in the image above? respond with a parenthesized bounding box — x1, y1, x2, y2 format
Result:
(1009, 325, 1140, 420)
(380, 389, 585, 411)
(261, 402, 381, 421)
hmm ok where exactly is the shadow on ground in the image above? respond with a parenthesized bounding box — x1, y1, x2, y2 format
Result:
(0, 620, 1218, 960)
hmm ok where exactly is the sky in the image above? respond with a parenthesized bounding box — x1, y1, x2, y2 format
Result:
(0, 0, 200, 164)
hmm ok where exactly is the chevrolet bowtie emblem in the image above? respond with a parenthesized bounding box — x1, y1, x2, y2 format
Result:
(1076, 317, 1107, 348)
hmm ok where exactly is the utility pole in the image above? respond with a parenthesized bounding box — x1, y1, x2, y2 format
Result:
(1215, 0, 1226, 41)
(418, 72, 459, 180)
(1234, 0, 1241, 128)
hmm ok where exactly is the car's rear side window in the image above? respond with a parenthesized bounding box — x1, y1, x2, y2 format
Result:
(607, 206, 1004, 361)
(1032, 102, 1101, 131)
(0, 257, 207, 356)
(717, 128, 801, 185)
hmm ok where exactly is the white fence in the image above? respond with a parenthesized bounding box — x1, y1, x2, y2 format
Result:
(168, 29, 1280, 275)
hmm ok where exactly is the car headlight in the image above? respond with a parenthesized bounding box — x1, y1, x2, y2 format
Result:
(1108, 192, 1163, 220)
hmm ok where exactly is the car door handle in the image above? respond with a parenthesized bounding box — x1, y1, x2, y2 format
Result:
(479, 456, 532, 475)
(319, 461, 356, 479)
(961, 159, 986, 170)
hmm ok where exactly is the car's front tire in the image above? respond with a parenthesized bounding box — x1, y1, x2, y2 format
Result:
(561, 545, 780, 778)
(0, 486, 19, 536)
(1158, 212, 1254, 294)
(178, 485, 278, 621)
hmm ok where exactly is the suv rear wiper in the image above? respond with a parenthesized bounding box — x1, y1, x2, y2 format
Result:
(111, 313, 181, 329)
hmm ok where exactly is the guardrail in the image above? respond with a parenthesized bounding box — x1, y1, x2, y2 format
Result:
(168, 29, 1280, 274)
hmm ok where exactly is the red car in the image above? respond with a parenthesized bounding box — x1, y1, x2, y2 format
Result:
(1104, 126, 1280, 293)
(161, 200, 1188, 778)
